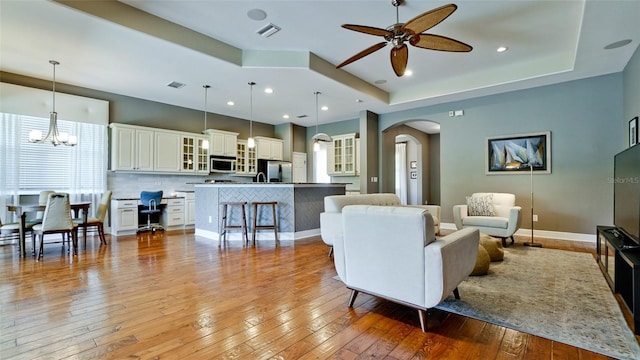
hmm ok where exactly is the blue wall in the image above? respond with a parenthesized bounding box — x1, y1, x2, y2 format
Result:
(379, 73, 624, 235)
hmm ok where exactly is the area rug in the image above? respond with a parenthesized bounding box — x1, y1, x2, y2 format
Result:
(435, 246, 640, 360)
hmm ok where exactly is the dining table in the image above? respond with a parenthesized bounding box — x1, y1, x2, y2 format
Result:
(6, 202, 91, 258)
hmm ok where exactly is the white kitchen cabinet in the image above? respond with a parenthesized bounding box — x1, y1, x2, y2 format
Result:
(255, 136, 284, 160)
(154, 130, 181, 172)
(328, 133, 357, 176)
(236, 139, 257, 176)
(182, 135, 209, 174)
(355, 138, 360, 175)
(110, 199, 139, 235)
(161, 198, 185, 228)
(110, 124, 154, 172)
(175, 192, 195, 225)
(206, 129, 238, 157)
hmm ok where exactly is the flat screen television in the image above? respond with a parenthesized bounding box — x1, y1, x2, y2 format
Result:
(614, 144, 640, 246)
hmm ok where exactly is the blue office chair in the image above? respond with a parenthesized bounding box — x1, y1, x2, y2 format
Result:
(138, 190, 164, 233)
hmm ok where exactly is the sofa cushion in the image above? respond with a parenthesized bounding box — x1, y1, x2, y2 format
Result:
(463, 216, 509, 229)
(466, 194, 496, 216)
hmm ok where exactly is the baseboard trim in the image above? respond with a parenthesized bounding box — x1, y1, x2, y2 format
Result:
(440, 223, 596, 243)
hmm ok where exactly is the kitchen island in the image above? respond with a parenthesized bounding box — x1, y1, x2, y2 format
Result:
(194, 183, 346, 242)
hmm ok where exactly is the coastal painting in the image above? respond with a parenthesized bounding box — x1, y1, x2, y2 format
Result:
(486, 132, 551, 174)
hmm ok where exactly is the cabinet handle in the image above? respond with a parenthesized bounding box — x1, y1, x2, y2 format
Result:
(123, 209, 133, 212)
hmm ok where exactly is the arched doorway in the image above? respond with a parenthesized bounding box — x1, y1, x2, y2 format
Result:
(382, 120, 440, 205)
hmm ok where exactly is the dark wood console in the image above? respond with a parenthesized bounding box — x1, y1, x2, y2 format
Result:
(597, 226, 640, 334)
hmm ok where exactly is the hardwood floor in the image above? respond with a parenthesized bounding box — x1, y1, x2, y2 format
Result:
(0, 230, 633, 359)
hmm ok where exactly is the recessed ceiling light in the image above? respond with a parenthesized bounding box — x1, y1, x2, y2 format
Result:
(264, 88, 273, 94)
(604, 39, 632, 50)
(247, 9, 267, 21)
(403, 70, 413, 77)
(497, 46, 508, 53)
(321, 106, 328, 111)
(227, 101, 234, 106)
(283, 114, 289, 119)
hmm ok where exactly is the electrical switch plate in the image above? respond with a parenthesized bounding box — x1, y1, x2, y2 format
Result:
(533, 214, 538, 222)
(454, 110, 464, 116)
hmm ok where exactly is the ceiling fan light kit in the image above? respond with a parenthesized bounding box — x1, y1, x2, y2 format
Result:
(337, 1, 472, 77)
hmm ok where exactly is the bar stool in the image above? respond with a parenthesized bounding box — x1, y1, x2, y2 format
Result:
(251, 201, 278, 246)
(219, 202, 248, 246)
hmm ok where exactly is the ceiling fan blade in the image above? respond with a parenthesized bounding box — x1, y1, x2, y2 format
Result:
(342, 24, 393, 37)
(390, 44, 408, 77)
(336, 42, 388, 69)
(403, 3, 457, 35)
(410, 34, 472, 52)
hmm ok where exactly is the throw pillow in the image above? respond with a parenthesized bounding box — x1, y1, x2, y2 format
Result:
(467, 194, 496, 216)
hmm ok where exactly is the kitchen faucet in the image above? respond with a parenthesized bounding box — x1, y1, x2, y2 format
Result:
(256, 172, 266, 183)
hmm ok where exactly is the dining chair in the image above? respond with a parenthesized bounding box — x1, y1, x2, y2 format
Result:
(32, 193, 78, 261)
(138, 190, 164, 233)
(32, 190, 55, 225)
(74, 190, 112, 246)
(0, 217, 31, 252)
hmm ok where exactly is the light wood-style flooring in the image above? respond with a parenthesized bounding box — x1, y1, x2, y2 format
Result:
(0, 230, 635, 359)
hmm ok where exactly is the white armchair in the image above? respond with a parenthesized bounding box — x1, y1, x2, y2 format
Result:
(336, 205, 479, 332)
(453, 192, 522, 247)
(320, 194, 441, 257)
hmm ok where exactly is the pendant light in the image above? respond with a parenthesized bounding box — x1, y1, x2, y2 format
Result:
(247, 81, 256, 149)
(29, 60, 77, 146)
(201, 85, 210, 150)
(312, 91, 331, 152)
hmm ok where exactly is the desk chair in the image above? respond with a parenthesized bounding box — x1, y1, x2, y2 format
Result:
(138, 191, 164, 233)
(32, 193, 78, 261)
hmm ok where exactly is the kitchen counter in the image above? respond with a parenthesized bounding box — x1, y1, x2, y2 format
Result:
(194, 183, 346, 241)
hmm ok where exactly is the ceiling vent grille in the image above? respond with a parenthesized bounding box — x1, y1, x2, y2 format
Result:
(167, 81, 186, 89)
(296, 114, 308, 119)
(256, 23, 281, 38)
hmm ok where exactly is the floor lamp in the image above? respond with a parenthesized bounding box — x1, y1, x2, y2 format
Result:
(524, 163, 542, 247)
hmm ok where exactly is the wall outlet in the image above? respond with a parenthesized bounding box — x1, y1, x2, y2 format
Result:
(533, 214, 538, 222)
(448, 111, 454, 117)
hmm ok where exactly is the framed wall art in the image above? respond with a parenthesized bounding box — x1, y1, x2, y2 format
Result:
(629, 117, 638, 147)
(486, 131, 551, 174)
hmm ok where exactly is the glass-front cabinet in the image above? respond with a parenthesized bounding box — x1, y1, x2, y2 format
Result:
(182, 135, 209, 174)
(328, 133, 357, 176)
(236, 140, 257, 176)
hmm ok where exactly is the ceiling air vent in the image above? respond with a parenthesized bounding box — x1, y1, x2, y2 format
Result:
(167, 81, 186, 89)
(296, 115, 308, 119)
(256, 23, 281, 38)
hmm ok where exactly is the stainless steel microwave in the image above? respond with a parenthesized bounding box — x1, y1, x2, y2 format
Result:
(210, 156, 236, 173)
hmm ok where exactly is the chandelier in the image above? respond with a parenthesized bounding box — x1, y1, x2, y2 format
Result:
(29, 60, 77, 146)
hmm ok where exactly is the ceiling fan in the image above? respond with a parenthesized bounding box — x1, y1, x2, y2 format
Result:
(336, 1, 472, 77)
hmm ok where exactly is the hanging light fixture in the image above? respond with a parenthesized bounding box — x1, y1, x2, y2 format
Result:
(247, 81, 256, 149)
(201, 85, 210, 150)
(312, 91, 332, 152)
(29, 60, 77, 146)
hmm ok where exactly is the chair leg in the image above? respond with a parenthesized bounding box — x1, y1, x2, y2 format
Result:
(328, 246, 333, 258)
(510, 235, 515, 245)
(348, 289, 359, 307)
(453, 287, 461, 299)
(501, 237, 507, 247)
(417, 309, 428, 332)
(72, 228, 78, 256)
(37, 234, 44, 261)
(98, 224, 107, 245)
